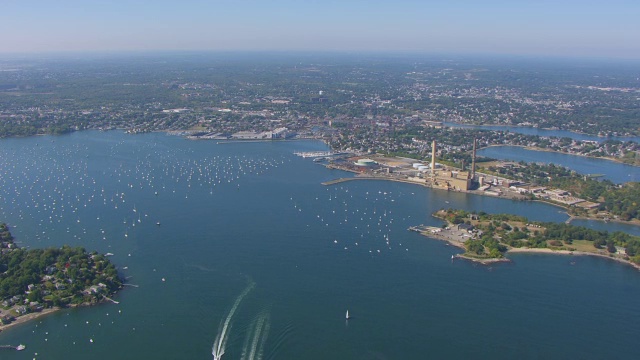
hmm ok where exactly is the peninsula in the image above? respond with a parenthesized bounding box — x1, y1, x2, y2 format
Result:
(410, 209, 640, 269)
(0, 223, 123, 332)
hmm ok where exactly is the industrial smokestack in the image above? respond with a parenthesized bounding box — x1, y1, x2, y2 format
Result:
(431, 140, 436, 175)
(471, 138, 477, 180)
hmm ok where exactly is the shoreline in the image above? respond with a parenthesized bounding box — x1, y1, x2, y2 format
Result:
(326, 174, 640, 228)
(565, 214, 640, 227)
(414, 229, 513, 265)
(0, 297, 121, 334)
(412, 221, 640, 271)
(453, 254, 512, 265)
(0, 307, 60, 333)
(0, 298, 120, 333)
(506, 247, 640, 271)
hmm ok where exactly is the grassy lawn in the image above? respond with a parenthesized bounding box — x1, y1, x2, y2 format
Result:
(567, 240, 599, 253)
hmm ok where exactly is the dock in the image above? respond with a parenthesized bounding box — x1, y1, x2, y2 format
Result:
(321, 176, 437, 188)
(321, 177, 378, 185)
(294, 151, 335, 158)
(104, 296, 120, 304)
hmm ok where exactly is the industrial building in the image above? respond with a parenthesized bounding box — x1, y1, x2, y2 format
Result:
(424, 139, 476, 191)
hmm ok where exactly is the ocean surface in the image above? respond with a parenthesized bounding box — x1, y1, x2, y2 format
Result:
(1, 131, 640, 360)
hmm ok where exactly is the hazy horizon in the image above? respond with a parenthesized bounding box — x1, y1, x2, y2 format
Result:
(2, 0, 640, 59)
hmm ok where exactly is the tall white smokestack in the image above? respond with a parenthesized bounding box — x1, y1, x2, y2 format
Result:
(471, 138, 477, 180)
(431, 140, 436, 175)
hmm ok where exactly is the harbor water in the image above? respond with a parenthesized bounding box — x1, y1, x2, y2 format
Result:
(0, 131, 639, 359)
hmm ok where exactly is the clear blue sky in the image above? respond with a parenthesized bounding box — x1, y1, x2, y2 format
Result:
(2, 0, 639, 58)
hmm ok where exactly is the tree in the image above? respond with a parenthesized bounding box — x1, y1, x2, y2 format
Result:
(606, 241, 617, 253)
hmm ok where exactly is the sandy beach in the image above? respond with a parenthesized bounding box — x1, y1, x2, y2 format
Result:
(0, 307, 60, 333)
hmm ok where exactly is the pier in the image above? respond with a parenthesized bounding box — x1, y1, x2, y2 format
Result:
(294, 151, 335, 158)
(321, 176, 438, 188)
(104, 296, 120, 304)
(322, 177, 378, 185)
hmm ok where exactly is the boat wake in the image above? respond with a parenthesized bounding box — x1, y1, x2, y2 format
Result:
(212, 281, 255, 360)
(241, 310, 271, 360)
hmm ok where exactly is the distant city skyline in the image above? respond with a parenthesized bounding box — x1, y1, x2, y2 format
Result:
(2, 0, 639, 59)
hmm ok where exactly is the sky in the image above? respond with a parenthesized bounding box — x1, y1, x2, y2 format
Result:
(2, 0, 640, 59)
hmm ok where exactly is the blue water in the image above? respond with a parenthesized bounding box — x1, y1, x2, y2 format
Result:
(571, 219, 640, 237)
(0, 131, 639, 359)
(477, 145, 640, 184)
(444, 122, 640, 143)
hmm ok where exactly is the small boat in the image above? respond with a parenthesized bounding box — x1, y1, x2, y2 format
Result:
(451, 255, 455, 260)
(156, 222, 161, 226)
(16, 344, 26, 351)
(345, 310, 350, 320)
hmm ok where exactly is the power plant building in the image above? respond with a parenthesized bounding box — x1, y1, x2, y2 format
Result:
(424, 138, 476, 191)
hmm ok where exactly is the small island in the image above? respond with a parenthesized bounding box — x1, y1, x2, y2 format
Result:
(410, 209, 640, 269)
(0, 223, 123, 332)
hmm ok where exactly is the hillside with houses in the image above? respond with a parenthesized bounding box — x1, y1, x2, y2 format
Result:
(0, 223, 123, 328)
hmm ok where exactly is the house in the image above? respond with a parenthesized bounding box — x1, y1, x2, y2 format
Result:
(1, 314, 15, 325)
(615, 246, 627, 256)
(29, 302, 44, 312)
(457, 223, 474, 232)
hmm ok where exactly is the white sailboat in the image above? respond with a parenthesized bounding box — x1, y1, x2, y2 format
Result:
(345, 310, 350, 320)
